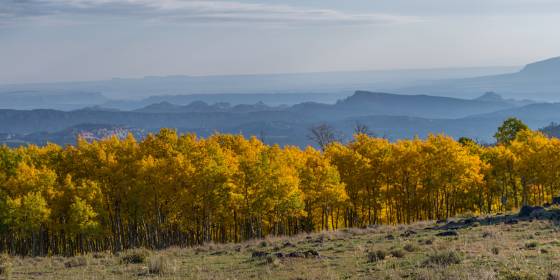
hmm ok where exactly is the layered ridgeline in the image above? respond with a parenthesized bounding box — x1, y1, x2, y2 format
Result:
(2, 56, 558, 111)
(0, 120, 559, 256)
(0, 65, 517, 109)
(3, 90, 558, 147)
(398, 56, 560, 100)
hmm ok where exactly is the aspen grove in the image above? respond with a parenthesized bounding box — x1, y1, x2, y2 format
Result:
(1, 123, 559, 256)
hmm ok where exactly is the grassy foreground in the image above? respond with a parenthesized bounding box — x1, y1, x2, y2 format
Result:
(3, 209, 560, 280)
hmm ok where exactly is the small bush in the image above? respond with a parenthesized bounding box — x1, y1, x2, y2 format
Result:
(491, 247, 500, 255)
(525, 241, 539, 249)
(0, 254, 13, 278)
(390, 249, 406, 258)
(92, 252, 110, 259)
(548, 272, 560, 280)
(64, 256, 88, 268)
(120, 248, 150, 264)
(422, 251, 462, 267)
(367, 250, 387, 262)
(436, 230, 459, 237)
(404, 244, 418, 252)
(265, 255, 281, 266)
(420, 238, 434, 245)
(148, 255, 174, 276)
(502, 271, 538, 280)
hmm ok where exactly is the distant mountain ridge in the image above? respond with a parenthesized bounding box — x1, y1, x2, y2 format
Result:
(521, 56, 560, 77)
(131, 91, 525, 119)
(134, 101, 284, 114)
(0, 55, 559, 147)
(0, 91, 108, 110)
(288, 91, 523, 119)
(0, 66, 518, 104)
(0, 91, 550, 147)
(397, 56, 560, 100)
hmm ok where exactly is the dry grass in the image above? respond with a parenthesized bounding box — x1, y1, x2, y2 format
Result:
(147, 254, 175, 276)
(4, 212, 560, 279)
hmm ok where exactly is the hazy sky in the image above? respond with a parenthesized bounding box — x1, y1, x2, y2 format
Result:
(1, 0, 560, 84)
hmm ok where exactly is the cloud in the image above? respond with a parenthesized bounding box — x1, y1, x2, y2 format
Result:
(0, 0, 418, 26)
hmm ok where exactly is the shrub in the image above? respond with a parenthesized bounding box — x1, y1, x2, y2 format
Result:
(502, 271, 538, 280)
(0, 254, 13, 278)
(148, 255, 174, 276)
(64, 256, 88, 268)
(420, 238, 434, 245)
(491, 247, 500, 255)
(403, 244, 418, 252)
(367, 250, 387, 262)
(120, 248, 150, 264)
(548, 272, 560, 280)
(265, 255, 281, 266)
(390, 249, 406, 258)
(92, 252, 110, 259)
(525, 241, 539, 249)
(422, 251, 462, 267)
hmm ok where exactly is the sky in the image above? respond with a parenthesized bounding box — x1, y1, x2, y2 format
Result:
(1, 0, 560, 84)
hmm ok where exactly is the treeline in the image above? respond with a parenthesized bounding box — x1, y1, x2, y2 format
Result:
(1, 119, 559, 256)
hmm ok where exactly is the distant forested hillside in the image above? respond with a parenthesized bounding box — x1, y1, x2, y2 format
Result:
(1, 91, 551, 147)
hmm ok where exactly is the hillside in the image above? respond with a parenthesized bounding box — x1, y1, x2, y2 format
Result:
(3, 210, 560, 279)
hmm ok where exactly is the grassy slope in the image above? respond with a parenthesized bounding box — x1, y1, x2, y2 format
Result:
(3, 210, 560, 280)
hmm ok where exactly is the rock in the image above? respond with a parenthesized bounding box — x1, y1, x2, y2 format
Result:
(304, 250, 320, 257)
(385, 234, 395, 240)
(439, 221, 460, 230)
(436, 219, 447, 224)
(251, 251, 269, 258)
(287, 252, 305, 258)
(282, 242, 296, 248)
(210, 251, 226, 256)
(401, 230, 417, 237)
(314, 236, 325, 243)
(530, 208, 547, 218)
(505, 219, 519, 225)
(519, 205, 544, 217)
(436, 230, 458, 237)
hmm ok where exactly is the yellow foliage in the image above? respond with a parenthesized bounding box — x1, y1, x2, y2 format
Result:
(1, 127, 560, 255)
